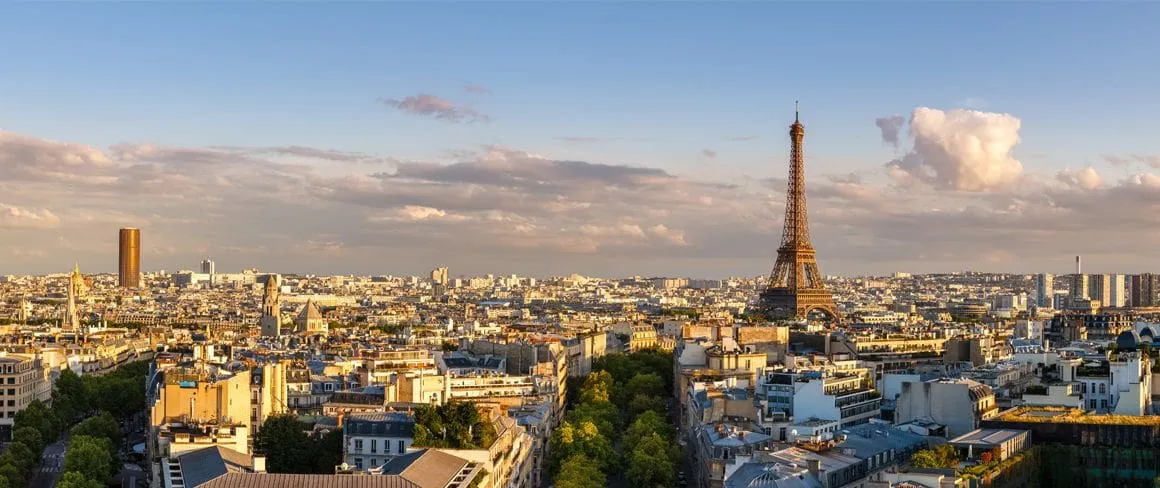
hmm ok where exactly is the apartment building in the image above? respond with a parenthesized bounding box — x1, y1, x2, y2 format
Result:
(894, 378, 998, 437)
(342, 412, 416, 470)
(0, 353, 52, 440)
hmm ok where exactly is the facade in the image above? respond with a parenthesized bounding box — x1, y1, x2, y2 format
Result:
(791, 372, 882, 428)
(894, 378, 998, 437)
(343, 412, 416, 470)
(1131, 273, 1160, 307)
(1036, 273, 1054, 308)
(0, 353, 52, 441)
(295, 300, 328, 335)
(118, 227, 141, 288)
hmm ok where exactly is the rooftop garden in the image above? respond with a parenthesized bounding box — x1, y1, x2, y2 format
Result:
(994, 406, 1160, 426)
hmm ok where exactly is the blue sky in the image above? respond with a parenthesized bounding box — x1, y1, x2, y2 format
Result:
(2, 3, 1160, 276)
(5, 3, 1158, 169)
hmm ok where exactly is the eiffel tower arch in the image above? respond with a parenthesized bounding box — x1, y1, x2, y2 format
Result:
(760, 105, 839, 321)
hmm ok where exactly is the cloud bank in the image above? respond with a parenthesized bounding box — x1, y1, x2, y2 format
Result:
(2, 105, 1159, 277)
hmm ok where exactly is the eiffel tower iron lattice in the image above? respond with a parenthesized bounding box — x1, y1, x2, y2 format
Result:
(759, 105, 838, 320)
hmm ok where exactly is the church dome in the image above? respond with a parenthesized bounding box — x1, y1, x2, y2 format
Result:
(1140, 327, 1154, 340)
(1115, 330, 1140, 351)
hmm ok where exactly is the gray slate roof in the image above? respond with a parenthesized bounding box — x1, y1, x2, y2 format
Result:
(198, 473, 420, 488)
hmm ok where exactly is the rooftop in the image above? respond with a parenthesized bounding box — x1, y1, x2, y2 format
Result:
(992, 406, 1160, 426)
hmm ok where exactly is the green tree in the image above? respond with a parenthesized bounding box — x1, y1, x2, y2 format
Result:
(14, 400, 58, 440)
(627, 393, 666, 418)
(625, 373, 665, 399)
(310, 428, 344, 474)
(910, 444, 960, 469)
(12, 426, 44, 455)
(254, 414, 313, 473)
(56, 472, 104, 488)
(0, 464, 16, 488)
(53, 369, 92, 423)
(566, 399, 620, 438)
(626, 433, 679, 488)
(72, 412, 124, 448)
(578, 371, 613, 404)
(625, 411, 673, 452)
(554, 454, 606, 488)
(548, 420, 617, 475)
(412, 402, 497, 449)
(4, 442, 36, 474)
(64, 436, 115, 483)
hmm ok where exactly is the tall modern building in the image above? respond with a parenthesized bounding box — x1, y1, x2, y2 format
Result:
(118, 228, 141, 288)
(1035, 273, 1054, 308)
(1131, 274, 1160, 307)
(1109, 274, 1127, 307)
(200, 258, 215, 275)
(1089, 274, 1111, 307)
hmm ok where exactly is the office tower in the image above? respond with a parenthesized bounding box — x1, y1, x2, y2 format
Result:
(200, 259, 215, 275)
(118, 228, 141, 288)
(1089, 274, 1110, 306)
(1035, 273, 1054, 308)
(430, 266, 449, 285)
(1108, 274, 1126, 308)
(760, 106, 837, 320)
(1131, 274, 1160, 307)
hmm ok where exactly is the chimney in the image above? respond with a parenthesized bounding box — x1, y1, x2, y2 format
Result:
(807, 458, 821, 476)
(1076, 255, 1081, 275)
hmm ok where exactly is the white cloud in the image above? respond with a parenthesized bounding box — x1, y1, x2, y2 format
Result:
(0, 204, 60, 229)
(885, 107, 1024, 191)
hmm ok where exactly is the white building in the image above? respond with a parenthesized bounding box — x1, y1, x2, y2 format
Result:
(343, 412, 416, 471)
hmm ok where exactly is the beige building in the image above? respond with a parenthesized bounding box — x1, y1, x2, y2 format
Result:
(0, 353, 52, 439)
(150, 366, 253, 431)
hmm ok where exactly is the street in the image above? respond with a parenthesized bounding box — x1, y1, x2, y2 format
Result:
(28, 438, 67, 488)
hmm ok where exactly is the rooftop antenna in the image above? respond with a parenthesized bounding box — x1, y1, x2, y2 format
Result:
(795, 100, 800, 123)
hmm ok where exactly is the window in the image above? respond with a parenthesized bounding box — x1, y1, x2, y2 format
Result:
(398, 440, 405, 453)
(1089, 399, 1097, 409)
(1099, 384, 1106, 394)
(1083, 383, 1088, 393)
(354, 458, 363, 470)
(371, 439, 377, 453)
(5, 401, 12, 407)
(354, 439, 363, 452)
(1100, 400, 1108, 409)
(5, 389, 11, 396)
(5, 378, 12, 385)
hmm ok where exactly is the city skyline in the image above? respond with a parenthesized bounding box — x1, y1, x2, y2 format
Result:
(4, 4, 1160, 277)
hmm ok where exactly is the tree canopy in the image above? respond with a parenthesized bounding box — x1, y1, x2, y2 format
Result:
(412, 402, 497, 449)
(554, 454, 607, 488)
(552, 351, 681, 488)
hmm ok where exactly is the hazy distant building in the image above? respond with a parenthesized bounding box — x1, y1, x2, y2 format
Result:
(1069, 274, 1089, 301)
(1089, 274, 1110, 308)
(200, 259, 215, 275)
(259, 275, 281, 337)
(1107, 274, 1127, 308)
(118, 227, 141, 288)
(1130, 274, 1160, 307)
(294, 300, 328, 335)
(65, 263, 82, 330)
(1035, 273, 1054, 308)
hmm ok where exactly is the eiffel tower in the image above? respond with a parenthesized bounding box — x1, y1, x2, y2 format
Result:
(759, 105, 838, 320)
